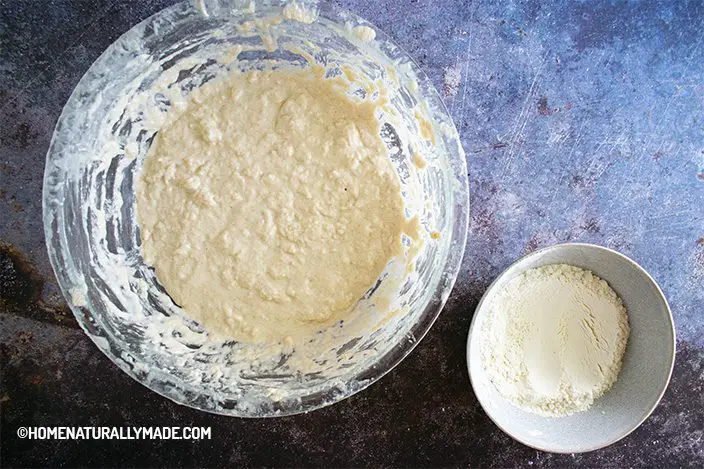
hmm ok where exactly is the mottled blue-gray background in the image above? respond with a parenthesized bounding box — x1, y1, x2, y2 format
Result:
(1, 0, 702, 467)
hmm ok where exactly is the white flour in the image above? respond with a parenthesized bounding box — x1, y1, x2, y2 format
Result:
(482, 264, 629, 417)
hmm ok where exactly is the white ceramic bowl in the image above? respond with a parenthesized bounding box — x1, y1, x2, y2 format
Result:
(467, 243, 676, 453)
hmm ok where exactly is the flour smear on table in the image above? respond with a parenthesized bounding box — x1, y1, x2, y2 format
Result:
(482, 264, 630, 417)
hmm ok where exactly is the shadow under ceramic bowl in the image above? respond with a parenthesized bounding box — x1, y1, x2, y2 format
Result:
(467, 243, 675, 453)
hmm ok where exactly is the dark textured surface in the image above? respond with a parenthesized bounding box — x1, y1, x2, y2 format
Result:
(1, 0, 703, 467)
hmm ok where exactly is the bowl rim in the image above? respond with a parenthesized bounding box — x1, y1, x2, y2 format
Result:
(42, 0, 470, 417)
(465, 242, 676, 453)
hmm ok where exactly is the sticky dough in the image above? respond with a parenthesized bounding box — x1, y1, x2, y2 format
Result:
(137, 68, 406, 342)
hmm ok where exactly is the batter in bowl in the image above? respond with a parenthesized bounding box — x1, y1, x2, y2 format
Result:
(137, 68, 407, 343)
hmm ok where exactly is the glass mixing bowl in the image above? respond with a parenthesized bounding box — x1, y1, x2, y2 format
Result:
(43, 0, 468, 416)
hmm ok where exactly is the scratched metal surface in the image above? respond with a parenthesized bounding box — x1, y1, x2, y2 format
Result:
(1, 0, 703, 467)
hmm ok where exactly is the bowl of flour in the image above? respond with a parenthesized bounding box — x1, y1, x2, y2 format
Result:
(467, 243, 675, 453)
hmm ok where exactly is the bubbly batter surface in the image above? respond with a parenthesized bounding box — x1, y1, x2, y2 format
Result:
(137, 69, 405, 342)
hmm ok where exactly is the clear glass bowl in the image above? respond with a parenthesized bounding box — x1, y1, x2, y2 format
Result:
(43, 0, 468, 416)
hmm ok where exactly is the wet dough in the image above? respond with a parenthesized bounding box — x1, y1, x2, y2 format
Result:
(137, 69, 405, 342)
